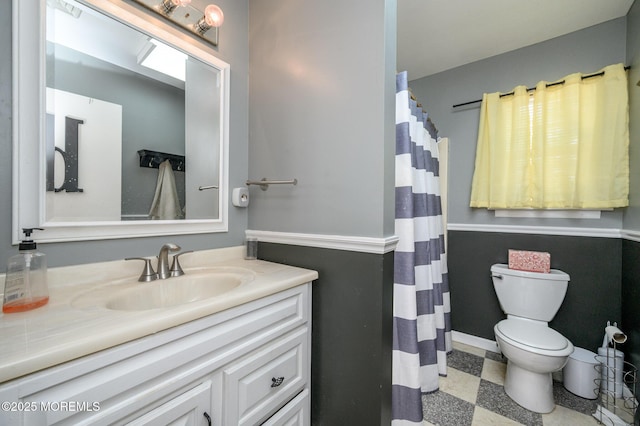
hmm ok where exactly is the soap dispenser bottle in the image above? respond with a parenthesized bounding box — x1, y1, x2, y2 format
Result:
(3, 228, 49, 313)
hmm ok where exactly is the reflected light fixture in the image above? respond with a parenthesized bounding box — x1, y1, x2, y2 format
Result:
(131, 0, 224, 47)
(160, 0, 192, 15)
(138, 39, 188, 81)
(49, 0, 83, 18)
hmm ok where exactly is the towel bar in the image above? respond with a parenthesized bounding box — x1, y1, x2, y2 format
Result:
(246, 178, 298, 191)
(198, 185, 219, 191)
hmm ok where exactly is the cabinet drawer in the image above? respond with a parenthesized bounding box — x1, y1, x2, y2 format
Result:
(262, 389, 309, 426)
(223, 327, 309, 426)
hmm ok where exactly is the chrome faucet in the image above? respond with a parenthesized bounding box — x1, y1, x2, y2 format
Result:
(126, 244, 191, 282)
(157, 243, 180, 279)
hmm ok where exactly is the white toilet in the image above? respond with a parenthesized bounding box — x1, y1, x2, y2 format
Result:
(491, 263, 574, 413)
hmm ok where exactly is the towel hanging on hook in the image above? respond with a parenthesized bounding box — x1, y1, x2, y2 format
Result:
(149, 160, 183, 220)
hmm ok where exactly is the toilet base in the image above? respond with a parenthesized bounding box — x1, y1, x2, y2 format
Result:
(504, 360, 555, 413)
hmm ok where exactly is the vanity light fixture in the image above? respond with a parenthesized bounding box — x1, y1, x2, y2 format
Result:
(195, 4, 224, 36)
(131, 0, 224, 46)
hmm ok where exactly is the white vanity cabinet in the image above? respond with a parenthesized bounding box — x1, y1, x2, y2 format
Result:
(0, 284, 312, 426)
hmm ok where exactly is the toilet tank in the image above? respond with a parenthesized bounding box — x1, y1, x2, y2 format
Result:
(491, 263, 570, 322)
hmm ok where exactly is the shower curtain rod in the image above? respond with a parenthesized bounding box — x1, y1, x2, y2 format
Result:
(452, 66, 630, 109)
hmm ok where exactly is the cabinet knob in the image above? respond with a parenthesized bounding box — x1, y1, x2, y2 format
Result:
(203, 412, 211, 426)
(271, 376, 285, 388)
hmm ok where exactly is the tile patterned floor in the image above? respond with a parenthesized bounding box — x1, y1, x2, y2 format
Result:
(422, 342, 602, 426)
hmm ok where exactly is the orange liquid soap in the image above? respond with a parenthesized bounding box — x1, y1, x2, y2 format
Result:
(2, 296, 49, 313)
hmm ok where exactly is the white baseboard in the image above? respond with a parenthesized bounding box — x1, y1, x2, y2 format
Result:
(452, 330, 500, 353)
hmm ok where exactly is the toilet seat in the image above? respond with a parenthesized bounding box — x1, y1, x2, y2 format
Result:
(495, 319, 572, 356)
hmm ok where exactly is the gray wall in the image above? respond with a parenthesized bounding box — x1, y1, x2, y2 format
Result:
(0, 0, 250, 269)
(259, 244, 393, 426)
(622, 239, 640, 384)
(625, 0, 640, 232)
(409, 18, 628, 229)
(247, 1, 396, 424)
(448, 231, 622, 351)
(622, 0, 640, 389)
(248, 0, 396, 238)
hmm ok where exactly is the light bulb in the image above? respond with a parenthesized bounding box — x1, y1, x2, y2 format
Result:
(204, 4, 224, 28)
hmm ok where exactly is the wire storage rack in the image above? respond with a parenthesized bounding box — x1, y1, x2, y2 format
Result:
(593, 342, 638, 426)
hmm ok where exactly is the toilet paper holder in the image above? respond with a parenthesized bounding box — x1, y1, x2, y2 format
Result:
(603, 323, 627, 345)
(593, 322, 637, 425)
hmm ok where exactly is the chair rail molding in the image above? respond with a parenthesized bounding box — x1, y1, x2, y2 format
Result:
(245, 230, 399, 254)
(447, 223, 622, 239)
(622, 229, 640, 243)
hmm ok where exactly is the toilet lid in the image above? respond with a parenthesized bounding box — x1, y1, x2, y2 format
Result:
(496, 319, 570, 351)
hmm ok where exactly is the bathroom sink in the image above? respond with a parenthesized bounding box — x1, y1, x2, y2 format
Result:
(106, 274, 242, 311)
(72, 267, 255, 311)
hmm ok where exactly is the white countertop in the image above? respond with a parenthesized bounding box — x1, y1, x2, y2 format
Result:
(0, 246, 318, 384)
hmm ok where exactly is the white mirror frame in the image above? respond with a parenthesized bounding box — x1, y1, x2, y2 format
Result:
(12, 0, 230, 243)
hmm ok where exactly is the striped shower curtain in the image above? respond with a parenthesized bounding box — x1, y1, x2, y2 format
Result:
(392, 71, 452, 425)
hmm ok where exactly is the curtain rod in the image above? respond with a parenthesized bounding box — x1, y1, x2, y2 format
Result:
(452, 66, 630, 109)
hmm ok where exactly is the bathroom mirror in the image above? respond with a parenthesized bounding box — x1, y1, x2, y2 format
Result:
(13, 0, 230, 243)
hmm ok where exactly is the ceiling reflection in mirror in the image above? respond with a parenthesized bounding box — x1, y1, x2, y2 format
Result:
(46, 0, 221, 222)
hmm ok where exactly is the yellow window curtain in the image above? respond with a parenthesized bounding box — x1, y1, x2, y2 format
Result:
(470, 63, 629, 209)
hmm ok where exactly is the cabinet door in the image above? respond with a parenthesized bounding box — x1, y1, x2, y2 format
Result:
(127, 380, 212, 426)
(223, 328, 309, 425)
(262, 389, 309, 426)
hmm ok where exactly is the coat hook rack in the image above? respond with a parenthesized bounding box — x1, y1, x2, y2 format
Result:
(137, 149, 185, 172)
(246, 178, 298, 191)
